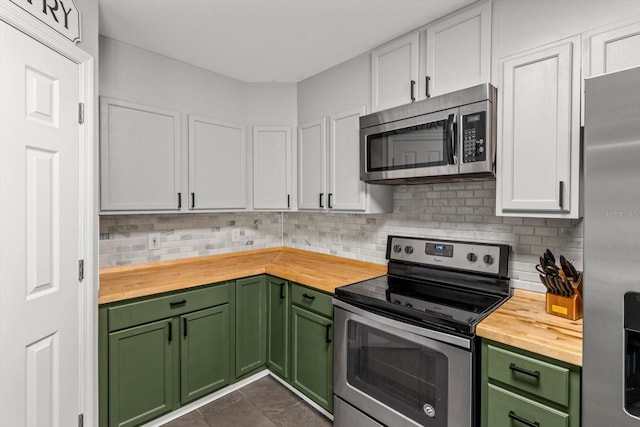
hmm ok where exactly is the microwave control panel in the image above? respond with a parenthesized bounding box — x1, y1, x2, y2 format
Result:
(462, 111, 486, 163)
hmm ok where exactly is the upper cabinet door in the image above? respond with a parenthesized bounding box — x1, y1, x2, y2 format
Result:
(371, 32, 420, 112)
(100, 97, 181, 212)
(253, 126, 292, 210)
(497, 36, 581, 218)
(298, 118, 327, 211)
(328, 106, 367, 211)
(424, 1, 491, 98)
(188, 116, 246, 210)
(586, 18, 640, 77)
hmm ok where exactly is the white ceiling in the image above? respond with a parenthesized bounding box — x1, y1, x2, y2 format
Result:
(98, 0, 475, 83)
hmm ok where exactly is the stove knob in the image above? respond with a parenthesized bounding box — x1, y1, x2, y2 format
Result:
(393, 244, 402, 253)
(404, 246, 414, 254)
(483, 254, 494, 265)
(405, 303, 413, 308)
(466, 252, 477, 262)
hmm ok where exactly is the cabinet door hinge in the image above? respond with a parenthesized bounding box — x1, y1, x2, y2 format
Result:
(78, 259, 84, 282)
(78, 103, 84, 124)
(78, 414, 84, 427)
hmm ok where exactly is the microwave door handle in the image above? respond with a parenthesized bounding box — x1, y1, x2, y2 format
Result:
(446, 113, 457, 165)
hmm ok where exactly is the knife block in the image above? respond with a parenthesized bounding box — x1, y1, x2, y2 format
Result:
(544, 272, 583, 321)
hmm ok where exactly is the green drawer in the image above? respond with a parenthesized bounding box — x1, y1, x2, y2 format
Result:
(290, 284, 332, 318)
(487, 383, 569, 427)
(486, 343, 570, 406)
(107, 282, 231, 332)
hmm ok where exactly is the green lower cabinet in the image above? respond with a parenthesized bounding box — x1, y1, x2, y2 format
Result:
(235, 276, 267, 378)
(267, 276, 289, 379)
(290, 304, 333, 412)
(108, 318, 173, 427)
(481, 339, 581, 427)
(180, 305, 231, 404)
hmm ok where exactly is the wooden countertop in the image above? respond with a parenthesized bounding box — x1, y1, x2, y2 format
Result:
(99, 247, 386, 305)
(477, 289, 583, 366)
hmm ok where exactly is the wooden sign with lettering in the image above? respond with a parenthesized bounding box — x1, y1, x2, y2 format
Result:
(10, 0, 81, 43)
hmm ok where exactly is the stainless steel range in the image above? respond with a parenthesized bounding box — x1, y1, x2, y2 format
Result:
(333, 235, 511, 427)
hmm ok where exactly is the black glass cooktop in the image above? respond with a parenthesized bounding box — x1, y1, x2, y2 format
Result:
(334, 274, 508, 336)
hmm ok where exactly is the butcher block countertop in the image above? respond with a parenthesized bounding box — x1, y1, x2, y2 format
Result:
(477, 289, 583, 366)
(99, 247, 386, 305)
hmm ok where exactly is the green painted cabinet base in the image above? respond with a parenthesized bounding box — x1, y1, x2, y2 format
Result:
(481, 339, 581, 427)
(267, 276, 289, 380)
(235, 275, 267, 379)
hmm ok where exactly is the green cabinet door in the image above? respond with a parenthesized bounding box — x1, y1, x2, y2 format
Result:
(235, 276, 267, 378)
(180, 304, 231, 404)
(267, 276, 289, 379)
(108, 319, 173, 427)
(290, 305, 333, 412)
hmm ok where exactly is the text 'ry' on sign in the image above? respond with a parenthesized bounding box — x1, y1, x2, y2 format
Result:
(11, 0, 81, 43)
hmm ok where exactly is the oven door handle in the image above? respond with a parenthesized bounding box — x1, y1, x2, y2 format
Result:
(445, 113, 457, 165)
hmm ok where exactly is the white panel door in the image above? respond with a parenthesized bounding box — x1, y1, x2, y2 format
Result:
(587, 19, 640, 77)
(497, 37, 581, 217)
(0, 22, 82, 426)
(253, 126, 292, 210)
(100, 98, 181, 212)
(188, 116, 246, 210)
(329, 106, 366, 211)
(371, 32, 419, 112)
(425, 1, 491, 97)
(298, 118, 327, 210)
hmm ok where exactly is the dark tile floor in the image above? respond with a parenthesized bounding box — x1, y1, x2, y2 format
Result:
(163, 375, 332, 427)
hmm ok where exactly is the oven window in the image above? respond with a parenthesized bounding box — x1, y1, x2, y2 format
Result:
(346, 320, 448, 426)
(366, 120, 448, 172)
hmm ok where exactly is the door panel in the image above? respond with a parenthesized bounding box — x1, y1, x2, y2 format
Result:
(235, 276, 267, 378)
(0, 22, 81, 427)
(298, 118, 326, 210)
(267, 277, 289, 379)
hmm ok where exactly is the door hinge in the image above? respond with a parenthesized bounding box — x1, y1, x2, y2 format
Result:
(78, 259, 84, 282)
(78, 414, 84, 427)
(78, 103, 84, 124)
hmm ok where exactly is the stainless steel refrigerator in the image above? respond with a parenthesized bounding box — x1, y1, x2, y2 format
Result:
(584, 66, 640, 426)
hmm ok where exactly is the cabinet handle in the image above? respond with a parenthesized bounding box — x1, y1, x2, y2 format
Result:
(183, 318, 188, 337)
(191, 192, 195, 208)
(559, 181, 565, 209)
(319, 193, 324, 208)
(279, 283, 285, 299)
(287, 194, 291, 209)
(302, 293, 316, 301)
(410, 79, 416, 102)
(509, 363, 540, 379)
(508, 411, 540, 427)
(178, 192, 182, 208)
(328, 193, 333, 209)
(168, 321, 172, 343)
(170, 300, 187, 308)
(325, 324, 332, 343)
(425, 76, 431, 98)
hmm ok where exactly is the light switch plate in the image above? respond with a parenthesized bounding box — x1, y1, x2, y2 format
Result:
(148, 232, 161, 250)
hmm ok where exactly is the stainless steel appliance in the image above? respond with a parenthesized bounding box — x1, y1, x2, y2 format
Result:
(333, 235, 511, 427)
(583, 66, 640, 426)
(360, 84, 497, 184)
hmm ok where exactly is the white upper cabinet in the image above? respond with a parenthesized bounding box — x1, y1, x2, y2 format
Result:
(585, 17, 640, 77)
(423, 1, 492, 98)
(188, 116, 246, 210)
(298, 118, 327, 210)
(496, 36, 581, 218)
(100, 97, 181, 212)
(371, 32, 420, 112)
(252, 126, 292, 210)
(329, 107, 367, 211)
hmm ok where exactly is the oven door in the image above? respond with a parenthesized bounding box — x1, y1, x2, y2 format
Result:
(334, 302, 473, 427)
(360, 108, 459, 182)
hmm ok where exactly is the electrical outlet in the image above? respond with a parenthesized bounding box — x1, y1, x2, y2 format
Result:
(148, 232, 161, 250)
(232, 229, 241, 242)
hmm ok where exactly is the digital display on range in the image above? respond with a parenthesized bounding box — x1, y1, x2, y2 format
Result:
(425, 243, 454, 257)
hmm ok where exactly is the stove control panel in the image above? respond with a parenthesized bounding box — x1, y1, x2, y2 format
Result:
(387, 236, 509, 276)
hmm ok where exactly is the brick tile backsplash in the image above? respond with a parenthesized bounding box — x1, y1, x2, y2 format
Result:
(99, 180, 583, 292)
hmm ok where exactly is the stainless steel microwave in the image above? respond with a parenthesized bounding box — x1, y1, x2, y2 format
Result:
(360, 83, 497, 184)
